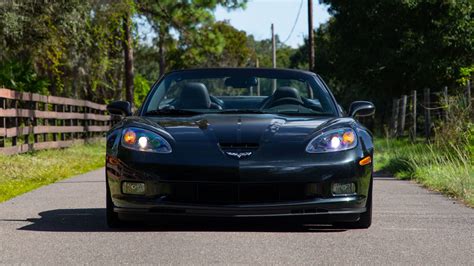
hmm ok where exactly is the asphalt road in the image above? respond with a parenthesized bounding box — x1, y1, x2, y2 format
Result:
(0, 168, 473, 265)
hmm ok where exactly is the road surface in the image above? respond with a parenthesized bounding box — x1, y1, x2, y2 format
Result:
(0, 168, 473, 264)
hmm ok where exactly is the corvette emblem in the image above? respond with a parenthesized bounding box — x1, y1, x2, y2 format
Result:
(225, 151, 253, 159)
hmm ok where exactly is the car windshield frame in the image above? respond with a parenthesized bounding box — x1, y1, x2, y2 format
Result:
(139, 68, 340, 117)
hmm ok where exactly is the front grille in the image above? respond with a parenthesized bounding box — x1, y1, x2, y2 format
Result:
(156, 182, 321, 204)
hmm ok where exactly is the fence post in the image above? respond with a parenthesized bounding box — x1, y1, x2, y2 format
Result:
(0, 98, 4, 148)
(391, 98, 399, 137)
(12, 100, 17, 147)
(84, 106, 89, 141)
(398, 95, 407, 137)
(68, 105, 73, 140)
(443, 86, 448, 121)
(424, 88, 431, 142)
(32, 100, 38, 144)
(60, 105, 65, 141)
(411, 90, 417, 142)
(53, 104, 58, 142)
(43, 102, 48, 142)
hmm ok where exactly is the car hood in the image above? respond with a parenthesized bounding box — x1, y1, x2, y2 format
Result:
(114, 114, 363, 182)
(126, 114, 354, 145)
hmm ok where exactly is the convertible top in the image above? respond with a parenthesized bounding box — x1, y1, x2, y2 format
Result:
(164, 67, 318, 80)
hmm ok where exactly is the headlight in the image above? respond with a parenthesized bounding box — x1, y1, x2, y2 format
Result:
(306, 128, 357, 153)
(121, 127, 172, 153)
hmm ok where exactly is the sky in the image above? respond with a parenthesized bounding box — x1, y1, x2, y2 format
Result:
(214, 0, 331, 48)
(136, 0, 332, 49)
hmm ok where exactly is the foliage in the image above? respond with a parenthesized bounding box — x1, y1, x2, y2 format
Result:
(137, 0, 248, 75)
(375, 137, 473, 207)
(0, 0, 128, 102)
(134, 73, 151, 106)
(457, 65, 474, 86)
(292, 0, 474, 121)
(0, 141, 105, 203)
(134, 44, 161, 82)
(375, 96, 474, 207)
(170, 21, 252, 68)
(433, 95, 473, 152)
(0, 59, 49, 94)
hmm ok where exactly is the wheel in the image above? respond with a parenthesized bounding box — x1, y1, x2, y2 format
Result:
(334, 176, 373, 229)
(353, 182, 372, 229)
(106, 180, 123, 228)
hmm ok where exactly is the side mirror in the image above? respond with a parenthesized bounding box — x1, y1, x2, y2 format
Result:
(107, 101, 132, 116)
(348, 101, 375, 117)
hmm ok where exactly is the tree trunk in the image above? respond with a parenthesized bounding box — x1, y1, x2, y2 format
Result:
(158, 25, 166, 77)
(122, 12, 134, 107)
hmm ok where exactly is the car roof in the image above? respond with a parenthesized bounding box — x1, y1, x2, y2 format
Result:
(165, 67, 317, 78)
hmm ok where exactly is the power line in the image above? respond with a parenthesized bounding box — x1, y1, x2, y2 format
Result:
(281, 0, 304, 45)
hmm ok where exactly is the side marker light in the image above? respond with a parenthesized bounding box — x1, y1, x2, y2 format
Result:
(359, 156, 372, 166)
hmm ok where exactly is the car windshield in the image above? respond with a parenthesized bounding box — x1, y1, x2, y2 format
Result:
(143, 69, 337, 116)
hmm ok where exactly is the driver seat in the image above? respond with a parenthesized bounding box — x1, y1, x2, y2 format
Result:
(175, 82, 221, 109)
(261, 86, 303, 109)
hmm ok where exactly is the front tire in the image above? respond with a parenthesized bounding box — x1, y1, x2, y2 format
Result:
(335, 176, 373, 229)
(106, 180, 123, 228)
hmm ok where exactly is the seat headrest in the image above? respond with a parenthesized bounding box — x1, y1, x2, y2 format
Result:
(273, 87, 301, 101)
(177, 82, 211, 109)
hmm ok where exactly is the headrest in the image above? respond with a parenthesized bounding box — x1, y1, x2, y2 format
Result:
(273, 87, 301, 101)
(178, 82, 211, 109)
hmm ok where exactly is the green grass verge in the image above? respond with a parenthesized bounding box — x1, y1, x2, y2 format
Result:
(0, 141, 105, 203)
(374, 138, 473, 207)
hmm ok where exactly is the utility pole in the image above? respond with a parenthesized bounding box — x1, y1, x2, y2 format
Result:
(308, 0, 315, 72)
(256, 58, 260, 96)
(271, 23, 277, 91)
(271, 23, 276, 68)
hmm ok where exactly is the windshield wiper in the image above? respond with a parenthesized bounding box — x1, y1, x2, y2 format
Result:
(145, 109, 203, 116)
(218, 109, 266, 114)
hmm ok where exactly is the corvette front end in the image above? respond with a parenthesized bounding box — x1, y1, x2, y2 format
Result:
(106, 115, 372, 222)
(105, 68, 375, 228)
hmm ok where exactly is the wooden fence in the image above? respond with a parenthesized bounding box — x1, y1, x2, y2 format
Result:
(389, 79, 472, 141)
(0, 88, 111, 155)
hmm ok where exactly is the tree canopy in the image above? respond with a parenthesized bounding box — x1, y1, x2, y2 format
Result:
(291, 0, 473, 120)
(1, 0, 472, 122)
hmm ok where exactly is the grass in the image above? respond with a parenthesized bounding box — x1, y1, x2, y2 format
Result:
(374, 138, 474, 207)
(0, 141, 105, 203)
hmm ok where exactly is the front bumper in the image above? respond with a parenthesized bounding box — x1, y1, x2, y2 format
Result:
(113, 196, 366, 221)
(106, 147, 372, 221)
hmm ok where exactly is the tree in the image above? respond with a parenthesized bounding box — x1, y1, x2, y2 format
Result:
(137, 0, 247, 76)
(170, 21, 252, 68)
(0, 0, 130, 103)
(292, 0, 474, 125)
(122, 1, 135, 106)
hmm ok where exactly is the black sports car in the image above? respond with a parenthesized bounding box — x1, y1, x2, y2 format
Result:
(106, 68, 375, 228)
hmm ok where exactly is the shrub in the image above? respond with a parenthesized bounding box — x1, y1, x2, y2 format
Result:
(0, 59, 49, 94)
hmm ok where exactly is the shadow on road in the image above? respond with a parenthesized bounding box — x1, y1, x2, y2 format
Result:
(9, 208, 347, 233)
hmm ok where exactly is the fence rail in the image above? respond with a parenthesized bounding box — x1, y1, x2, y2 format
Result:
(0, 88, 111, 155)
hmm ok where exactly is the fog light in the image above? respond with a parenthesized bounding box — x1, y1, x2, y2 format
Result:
(332, 182, 356, 195)
(122, 182, 146, 195)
